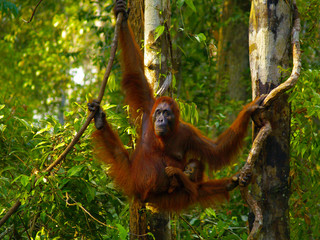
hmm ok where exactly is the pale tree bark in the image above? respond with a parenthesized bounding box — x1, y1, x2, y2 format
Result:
(217, 0, 250, 101)
(248, 0, 293, 239)
(144, 0, 171, 94)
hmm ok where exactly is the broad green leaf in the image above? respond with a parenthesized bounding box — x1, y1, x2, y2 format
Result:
(177, 0, 185, 8)
(20, 175, 30, 187)
(154, 25, 165, 41)
(185, 0, 196, 12)
(205, 208, 216, 218)
(86, 184, 96, 203)
(68, 165, 84, 177)
(116, 224, 128, 240)
(194, 33, 206, 43)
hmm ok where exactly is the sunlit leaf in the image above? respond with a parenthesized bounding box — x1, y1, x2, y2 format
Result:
(185, 0, 196, 12)
(116, 224, 128, 240)
(68, 165, 84, 177)
(20, 175, 29, 187)
(155, 25, 165, 41)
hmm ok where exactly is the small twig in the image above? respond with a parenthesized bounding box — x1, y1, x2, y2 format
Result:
(97, 13, 123, 103)
(18, 213, 32, 240)
(66, 193, 114, 228)
(128, 232, 152, 238)
(0, 12, 123, 228)
(22, 0, 44, 23)
(179, 215, 203, 240)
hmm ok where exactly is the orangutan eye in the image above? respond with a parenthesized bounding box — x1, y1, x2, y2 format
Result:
(155, 109, 161, 116)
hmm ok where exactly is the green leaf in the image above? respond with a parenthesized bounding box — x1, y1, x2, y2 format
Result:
(34, 141, 51, 150)
(108, 74, 117, 92)
(205, 208, 216, 218)
(35, 125, 52, 135)
(86, 184, 96, 203)
(54, 142, 66, 150)
(154, 25, 165, 41)
(116, 223, 128, 240)
(170, 73, 175, 86)
(40, 211, 47, 222)
(20, 175, 30, 187)
(14, 116, 33, 130)
(68, 165, 84, 177)
(194, 33, 206, 43)
(185, 0, 196, 12)
(0, 124, 6, 132)
(177, 0, 185, 8)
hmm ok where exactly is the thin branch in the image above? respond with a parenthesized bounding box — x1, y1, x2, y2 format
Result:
(0, 201, 21, 227)
(179, 215, 203, 240)
(0, 12, 123, 228)
(22, 0, 44, 23)
(239, 122, 272, 240)
(66, 193, 115, 228)
(97, 13, 123, 103)
(18, 213, 32, 240)
(239, 122, 272, 175)
(240, 186, 263, 240)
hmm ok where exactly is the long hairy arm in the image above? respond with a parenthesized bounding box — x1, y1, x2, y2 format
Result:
(184, 97, 264, 170)
(116, 2, 155, 117)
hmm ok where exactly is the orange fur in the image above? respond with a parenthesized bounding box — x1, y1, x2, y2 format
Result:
(91, 4, 262, 212)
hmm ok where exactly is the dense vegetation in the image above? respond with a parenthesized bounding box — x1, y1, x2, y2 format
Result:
(0, 0, 319, 239)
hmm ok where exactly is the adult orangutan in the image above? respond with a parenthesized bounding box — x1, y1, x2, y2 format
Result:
(88, 0, 264, 212)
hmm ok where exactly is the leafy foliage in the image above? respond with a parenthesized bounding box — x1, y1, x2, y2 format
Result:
(0, 0, 18, 17)
(289, 69, 320, 239)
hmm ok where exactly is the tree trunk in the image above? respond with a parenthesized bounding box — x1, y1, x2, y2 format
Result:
(144, 0, 172, 239)
(249, 0, 292, 239)
(128, 0, 144, 47)
(128, 0, 172, 239)
(217, 0, 250, 101)
(126, 1, 149, 239)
